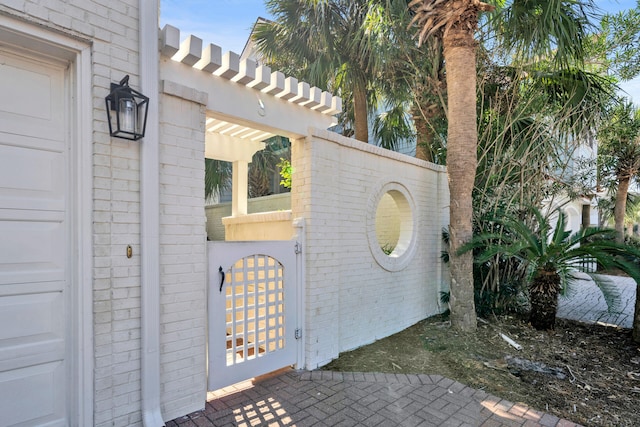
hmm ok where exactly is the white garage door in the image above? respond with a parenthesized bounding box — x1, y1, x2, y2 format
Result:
(0, 47, 72, 426)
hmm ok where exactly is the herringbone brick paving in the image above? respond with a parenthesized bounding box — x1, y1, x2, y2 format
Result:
(167, 369, 582, 426)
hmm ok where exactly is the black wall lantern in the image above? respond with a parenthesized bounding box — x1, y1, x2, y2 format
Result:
(105, 75, 149, 141)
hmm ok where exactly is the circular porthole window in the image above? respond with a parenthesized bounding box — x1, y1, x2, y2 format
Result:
(366, 181, 417, 271)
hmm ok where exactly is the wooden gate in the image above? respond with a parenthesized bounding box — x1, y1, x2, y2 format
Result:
(207, 240, 300, 391)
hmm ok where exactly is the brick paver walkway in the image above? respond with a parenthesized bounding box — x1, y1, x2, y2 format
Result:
(168, 273, 639, 426)
(168, 369, 581, 426)
(557, 273, 636, 328)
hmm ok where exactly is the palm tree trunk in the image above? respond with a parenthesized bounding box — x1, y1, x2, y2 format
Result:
(634, 283, 640, 342)
(530, 289, 559, 330)
(353, 83, 369, 143)
(443, 25, 478, 332)
(529, 269, 561, 330)
(615, 175, 630, 244)
(413, 109, 433, 162)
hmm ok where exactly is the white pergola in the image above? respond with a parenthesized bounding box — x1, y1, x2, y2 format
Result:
(159, 25, 341, 217)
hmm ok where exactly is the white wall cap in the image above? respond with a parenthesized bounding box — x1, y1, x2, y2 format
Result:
(262, 71, 285, 95)
(160, 26, 342, 132)
(231, 59, 257, 84)
(330, 96, 342, 115)
(301, 87, 322, 108)
(311, 91, 332, 113)
(290, 81, 310, 104)
(246, 65, 271, 90)
(276, 76, 298, 100)
(300, 86, 322, 108)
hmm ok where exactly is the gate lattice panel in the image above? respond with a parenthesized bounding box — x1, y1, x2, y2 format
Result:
(208, 241, 298, 391)
(224, 255, 284, 366)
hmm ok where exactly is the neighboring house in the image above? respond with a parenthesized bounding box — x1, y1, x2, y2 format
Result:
(0, 3, 449, 427)
(545, 136, 600, 233)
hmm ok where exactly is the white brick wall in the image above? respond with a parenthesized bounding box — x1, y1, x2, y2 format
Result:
(292, 129, 449, 369)
(1, 2, 208, 425)
(158, 89, 208, 420)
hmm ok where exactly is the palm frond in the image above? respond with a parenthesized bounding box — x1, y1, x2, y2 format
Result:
(492, 0, 599, 68)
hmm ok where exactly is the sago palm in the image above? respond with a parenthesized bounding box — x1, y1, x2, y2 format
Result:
(461, 208, 640, 330)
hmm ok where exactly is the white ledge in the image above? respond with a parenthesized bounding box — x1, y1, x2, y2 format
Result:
(222, 210, 293, 224)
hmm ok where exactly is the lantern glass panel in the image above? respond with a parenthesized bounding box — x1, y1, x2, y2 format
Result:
(119, 98, 137, 133)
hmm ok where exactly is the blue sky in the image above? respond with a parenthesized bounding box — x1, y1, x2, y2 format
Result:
(160, 0, 270, 54)
(159, 0, 640, 103)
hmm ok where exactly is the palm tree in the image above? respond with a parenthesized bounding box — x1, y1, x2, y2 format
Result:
(494, 0, 598, 70)
(206, 137, 290, 202)
(254, 0, 398, 143)
(205, 159, 232, 203)
(596, 192, 640, 233)
(600, 5, 640, 81)
(248, 136, 290, 198)
(461, 208, 640, 330)
(409, 0, 604, 331)
(409, 0, 495, 331)
(597, 99, 640, 244)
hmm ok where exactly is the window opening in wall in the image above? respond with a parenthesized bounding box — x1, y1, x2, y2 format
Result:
(376, 192, 401, 254)
(206, 136, 291, 205)
(367, 181, 417, 271)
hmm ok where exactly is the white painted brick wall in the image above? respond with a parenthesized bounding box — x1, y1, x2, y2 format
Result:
(158, 91, 208, 420)
(292, 129, 449, 369)
(1, 2, 208, 425)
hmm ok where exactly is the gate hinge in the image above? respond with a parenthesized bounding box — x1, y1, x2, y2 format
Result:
(295, 328, 302, 339)
(294, 241, 302, 254)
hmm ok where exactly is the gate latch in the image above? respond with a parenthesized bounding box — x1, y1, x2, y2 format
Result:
(218, 266, 225, 293)
(295, 328, 302, 340)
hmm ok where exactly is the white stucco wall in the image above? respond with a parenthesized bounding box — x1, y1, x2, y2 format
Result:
(292, 129, 449, 369)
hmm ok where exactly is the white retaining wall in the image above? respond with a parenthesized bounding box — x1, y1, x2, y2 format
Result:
(292, 129, 449, 369)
